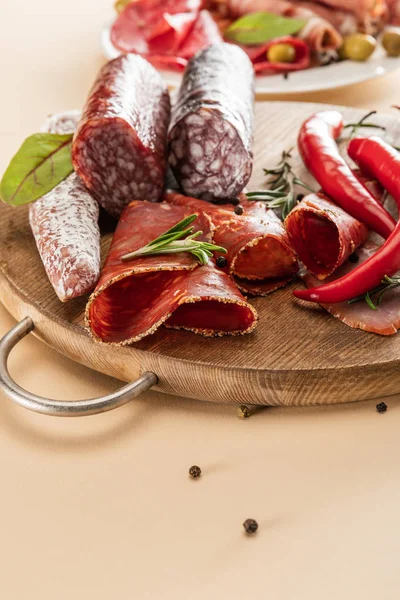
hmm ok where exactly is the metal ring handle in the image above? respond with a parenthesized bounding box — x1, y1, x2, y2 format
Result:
(0, 317, 158, 417)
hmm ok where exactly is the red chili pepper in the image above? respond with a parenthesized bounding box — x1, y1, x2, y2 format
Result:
(294, 136, 400, 304)
(298, 111, 395, 239)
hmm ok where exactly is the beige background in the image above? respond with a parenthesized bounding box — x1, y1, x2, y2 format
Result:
(1, 2, 400, 598)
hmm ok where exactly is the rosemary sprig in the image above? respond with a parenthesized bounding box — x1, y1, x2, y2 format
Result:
(348, 275, 400, 310)
(245, 149, 316, 219)
(120, 214, 227, 265)
(342, 110, 386, 140)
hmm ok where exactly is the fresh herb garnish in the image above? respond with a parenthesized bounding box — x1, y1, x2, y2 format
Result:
(342, 110, 386, 140)
(0, 133, 74, 206)
(348, 275, 400, 310)
(245, 149, 315, 219)
(224, 12, 306, 46)
(120, 214, 227, 265)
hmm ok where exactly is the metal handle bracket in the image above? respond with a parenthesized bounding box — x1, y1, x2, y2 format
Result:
(0, 317, 158, 417)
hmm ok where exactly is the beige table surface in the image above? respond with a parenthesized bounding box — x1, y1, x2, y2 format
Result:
(2, 2, 400, 599)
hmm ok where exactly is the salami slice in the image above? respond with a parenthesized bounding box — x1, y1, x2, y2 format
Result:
(29, 112, 100, 302)
(168, 43, 255, 201)
(164, 192, 298, 295)
(302, 242, 400, 336)
(72, 55, 171, 218)
(86, 202, 257, 344)
(285, 192, 368, 280)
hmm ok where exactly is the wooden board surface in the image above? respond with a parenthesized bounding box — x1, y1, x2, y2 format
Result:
(1, 101, 400, 406)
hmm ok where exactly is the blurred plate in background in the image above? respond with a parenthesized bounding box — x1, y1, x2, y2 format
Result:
(102, 21, 400, 95)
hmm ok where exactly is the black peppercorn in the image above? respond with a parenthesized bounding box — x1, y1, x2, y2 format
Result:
(189, 465, 201, 478)
(283, 73, 289, 80)
(296, 193, 305, 202)
(376, 402, 387, 414)
(237, 405, 251, 419)
(216, 256, 227, 268)
(234, 205, 244, 216)
(349, 252, 360, 264)
(243, 519, 258, 534)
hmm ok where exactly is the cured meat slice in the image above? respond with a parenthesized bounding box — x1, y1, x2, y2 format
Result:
(387, 0, 400, 24)
(243, 36, 310, 74)
(178, 10, 223, 58)
(225, 0, 343, 51)
(29, 112, 100, 302)
(303, 242, 400, 335)
(168, 43, 255, 202)
(164, 192, 298, 295)
(86, 202, 257, 343)
(285, 192, 368, 280)
(72, 55, 171, 218)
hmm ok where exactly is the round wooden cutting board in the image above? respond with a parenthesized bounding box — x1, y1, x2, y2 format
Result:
(1, 101, 400, 407)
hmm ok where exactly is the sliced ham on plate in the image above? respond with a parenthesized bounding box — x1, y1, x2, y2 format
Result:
(302, 242, 400, 336)
(164, 192, 298, 295)
(86, 201, 257, 344)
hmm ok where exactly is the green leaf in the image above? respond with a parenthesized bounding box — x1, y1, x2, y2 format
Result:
(224, 12, 306, 45)
(0, 133, 74, 206)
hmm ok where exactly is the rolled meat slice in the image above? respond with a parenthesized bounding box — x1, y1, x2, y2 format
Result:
(29, 112, 101, 303)
(225, 0, 343, 51)
(285, 192, 368, 280)
(164, 192, 298, 295)
(168, 43, 255, 202)
(243, 36, 310, 74)
(86, 202, 257, 344)
(303, 242, 400, 336)
(72, 54, 171, 218)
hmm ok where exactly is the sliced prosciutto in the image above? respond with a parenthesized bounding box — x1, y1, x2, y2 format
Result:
(111, 0, 222, 71)
(164, 192, 298, 295)
(302, 242, 400, 336)
(285, 192, 368, 280)
(86, 202, 257, 344)
(225, 0, 343, 51)
(387, 0, 400, 23)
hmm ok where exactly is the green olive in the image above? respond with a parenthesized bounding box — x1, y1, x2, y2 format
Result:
(382, 28, 400, 57)
(341, 33, 377, 62)
(267, 43, 296, 64)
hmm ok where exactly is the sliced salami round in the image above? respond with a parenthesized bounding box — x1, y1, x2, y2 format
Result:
(72, 55, 171, 218)
(168, 43, 255, 201)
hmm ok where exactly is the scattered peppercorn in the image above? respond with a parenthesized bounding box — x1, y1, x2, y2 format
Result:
(189, 465, 201, 478)
(283, 72, 289, 80)
(376, 402, 387, 413)
(243, 519, 258, 534)
(296, 193, 305, 202)
(237, 405, 251, 419)
(349, 252, 360, 263)
(234, 205, 244, 216)
(216, 256, 227, 268)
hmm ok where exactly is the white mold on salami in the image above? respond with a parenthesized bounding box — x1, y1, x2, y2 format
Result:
(29, 111, 101, 302)
(72, 54, 171, 218)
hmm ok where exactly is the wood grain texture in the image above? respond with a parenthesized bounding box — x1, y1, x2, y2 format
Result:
(1, 101, 400, 406)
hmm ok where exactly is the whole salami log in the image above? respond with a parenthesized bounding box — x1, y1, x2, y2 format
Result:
(168, 43, 255, 201)
(72, 54, 171, 218)
(86, 202, 257, 344)
(29, 112, 101, 302)
(164, 192, 298, 295)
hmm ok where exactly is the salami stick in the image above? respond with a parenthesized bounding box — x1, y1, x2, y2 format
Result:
(29, 112, 101, 302)
(168, 43, 255, 202)
(72, 54, 171, 218)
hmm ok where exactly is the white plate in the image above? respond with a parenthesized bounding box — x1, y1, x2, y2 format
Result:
(102, 21, 400, 95)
